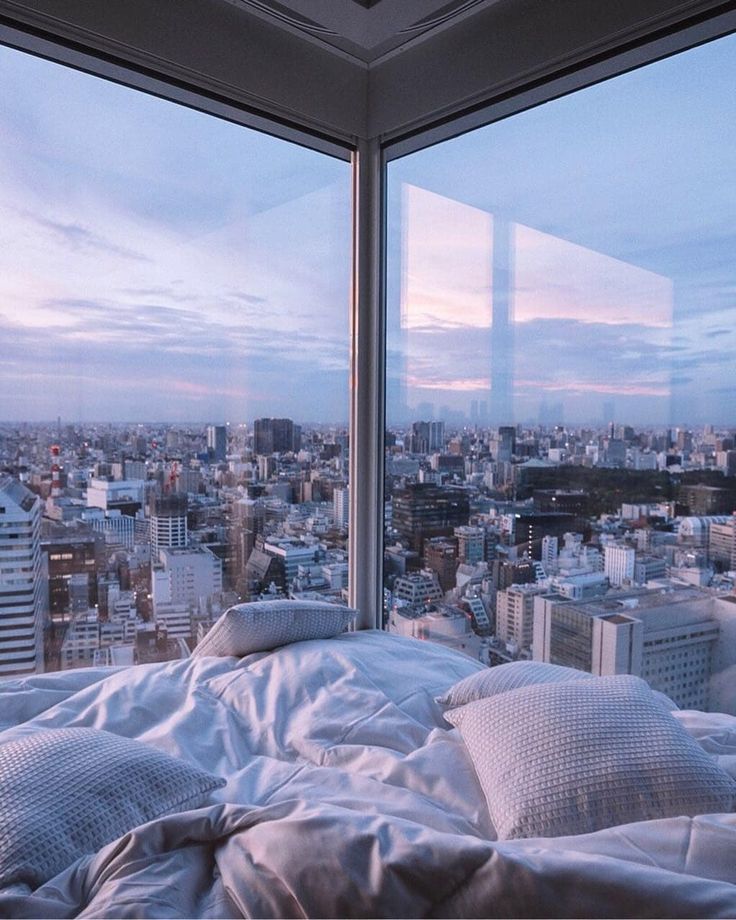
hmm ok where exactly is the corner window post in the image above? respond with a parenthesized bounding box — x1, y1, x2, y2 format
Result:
(348, 137, 385, 628)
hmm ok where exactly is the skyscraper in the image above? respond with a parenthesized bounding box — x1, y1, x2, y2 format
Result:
(206, 424, 227, 462)
(0, 476, 45, 678)
(253, 418, 300, 455)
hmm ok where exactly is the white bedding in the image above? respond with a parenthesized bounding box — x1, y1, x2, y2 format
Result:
(1, 630, 735, 918)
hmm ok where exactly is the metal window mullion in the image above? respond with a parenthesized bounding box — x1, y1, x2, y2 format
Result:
(348, 137, 385, 629)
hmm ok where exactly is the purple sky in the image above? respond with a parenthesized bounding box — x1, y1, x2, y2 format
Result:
(0, 32, 734, 429)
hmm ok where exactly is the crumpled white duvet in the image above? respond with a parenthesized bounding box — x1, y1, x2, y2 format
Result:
(1, 630, 735, 918)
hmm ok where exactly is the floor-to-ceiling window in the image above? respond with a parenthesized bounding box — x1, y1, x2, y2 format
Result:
(384, 31, 736, 714)
(0, 43, 352, 676)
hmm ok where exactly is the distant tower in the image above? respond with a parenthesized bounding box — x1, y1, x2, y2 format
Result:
(0, 477, 45, 678)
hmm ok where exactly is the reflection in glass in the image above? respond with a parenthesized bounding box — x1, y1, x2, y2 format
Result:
(384, 33, 736, 716)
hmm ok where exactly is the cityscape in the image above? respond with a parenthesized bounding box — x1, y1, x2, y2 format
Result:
(2, 415, 736, 716)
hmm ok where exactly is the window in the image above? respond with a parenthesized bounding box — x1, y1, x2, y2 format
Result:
(0, 43, 352, 676)
(384, 32, 736, 712)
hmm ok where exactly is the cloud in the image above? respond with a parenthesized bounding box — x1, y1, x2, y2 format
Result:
(23, 212, 151, 262)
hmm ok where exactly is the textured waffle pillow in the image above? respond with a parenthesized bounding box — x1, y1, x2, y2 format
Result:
(445, 674, 736, 840)
(193, 599, 357, 658)
(437, 660, 593, 709)
(0, 727, 225, 889)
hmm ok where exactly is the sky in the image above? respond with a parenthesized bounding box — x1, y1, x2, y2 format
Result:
(387, 31, 736, 427)
(0, 45, 352, 424)
(0, 33, 734, 428)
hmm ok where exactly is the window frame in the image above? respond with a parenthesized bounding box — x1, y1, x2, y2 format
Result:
(1, 6, 735, 631)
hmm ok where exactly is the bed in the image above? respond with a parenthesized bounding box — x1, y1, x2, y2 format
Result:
(1, 623, 736, 919)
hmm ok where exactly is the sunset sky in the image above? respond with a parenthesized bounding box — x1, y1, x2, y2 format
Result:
(0, 30, 734, 428)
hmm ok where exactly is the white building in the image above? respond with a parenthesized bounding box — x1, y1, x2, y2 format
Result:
(388, 604, 481, 661)
(392, 570, 443, 606)
(0, 476, 46, 679)
(154, 602, 192, 639)
(533, 588, 720, 710)
(333, 487, 349, 528)
(86, 478, 144, 511)
(152, 546, 223, 614)
(496, 583, 548, 650)
(150, 494, 188, 556)
(604, 543, 635, 587)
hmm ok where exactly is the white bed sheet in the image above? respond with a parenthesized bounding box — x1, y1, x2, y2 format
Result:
(0, 630, 735, 918)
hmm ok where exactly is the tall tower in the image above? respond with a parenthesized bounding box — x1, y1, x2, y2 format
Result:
(0, 476, 45, 678)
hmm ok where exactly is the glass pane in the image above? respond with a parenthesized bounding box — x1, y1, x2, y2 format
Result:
(385, 33, 736, 714)
(0, 44, 351, 676)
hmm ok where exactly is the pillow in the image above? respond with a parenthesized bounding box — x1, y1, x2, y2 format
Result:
(437, 660, 593, 709)
(193, 599, 357, 658)
(445, 675, 736, 840)
(0, 727, 225, 889)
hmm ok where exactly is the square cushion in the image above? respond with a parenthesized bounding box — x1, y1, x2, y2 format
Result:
(437, 660, 592, 709)
(193, 599, 357, 658)
(445, 674, 736, 840)
(0, 727, 225, 889)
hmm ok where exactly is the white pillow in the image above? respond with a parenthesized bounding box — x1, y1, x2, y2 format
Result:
(437, 660, 592, 709)
(193, 599, 357, 658)
(0, 727, 225, 889)
(445, 675, 736, 840)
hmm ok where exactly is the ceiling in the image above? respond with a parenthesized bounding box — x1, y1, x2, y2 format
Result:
(219, 0, 505, 64)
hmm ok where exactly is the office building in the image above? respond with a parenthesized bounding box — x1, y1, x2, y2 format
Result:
(392, 483, 469, 554)
(150, 494, 188, 556)
(152, 545, 223, 613)
(206, 425, 227, 463)
(455, 525, 485, 565)
(604, 544, 635, 587)
(533, 588, 719, 710)
(424, 537, 458, 592)
(496, 583, 547, 650)
(0, 477, 45, 678)
(333, 487, 349, 528)
(253, 418, 300, 455)
(86, 478, 145, 516)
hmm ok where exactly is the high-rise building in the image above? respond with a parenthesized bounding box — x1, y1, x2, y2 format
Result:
(152, 545, 223, 614)
(206, 424, 227, 462)
(496, 583, 548, 650)
(424, 537, 458, 592)
(541, 535, 559, 571)
(333, 487, 349, 528)
(0, 476, 45, 679)
(533, 587, 719, 710)
(253, 418, 300, 455)
(150, 494, 188, 556)
(497, 426, 516, 462)
(392, 483, 470, 554)
(455, 525, 485, 564)
(42, 530, 100, 618)
(604, 543, 635, 587)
